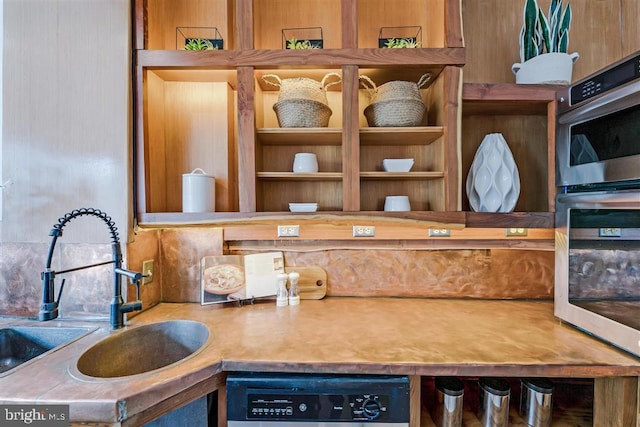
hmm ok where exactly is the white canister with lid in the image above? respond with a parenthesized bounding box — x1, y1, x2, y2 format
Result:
(182, 168, 215, 213)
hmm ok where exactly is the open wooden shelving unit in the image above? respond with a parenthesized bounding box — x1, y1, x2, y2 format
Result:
(133, 0, 559, 231)
(134, 1, 505, 226)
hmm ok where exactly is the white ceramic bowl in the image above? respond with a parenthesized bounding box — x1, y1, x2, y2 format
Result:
(383, 158, 414, 172)
(289, 203, 318, 213)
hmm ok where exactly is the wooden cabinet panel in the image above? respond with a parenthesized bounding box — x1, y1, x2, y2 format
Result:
(462, 0, 636, 84)
(145, 0, 234, 50)
(253, 0, 342, 50)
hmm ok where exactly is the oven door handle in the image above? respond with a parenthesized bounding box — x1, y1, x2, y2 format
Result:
(557, 190, 640, 206)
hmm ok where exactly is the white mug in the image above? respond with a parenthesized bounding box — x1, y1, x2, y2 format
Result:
(293, 153, 318, 173)
(182, 168, 215, 213)
(384, 195, 411, 212)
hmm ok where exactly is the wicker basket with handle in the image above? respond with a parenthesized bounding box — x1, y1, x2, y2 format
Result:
(363, 98, 426, 127)
(263, 72, 342, 105)
(360, 73, 431, 127)
(273, 98, 332, 128)
(359, 73, 431, 104)
(263, 72, 341, 128)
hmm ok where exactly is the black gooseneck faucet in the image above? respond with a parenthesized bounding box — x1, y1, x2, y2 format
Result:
(39, 208, 143, 329)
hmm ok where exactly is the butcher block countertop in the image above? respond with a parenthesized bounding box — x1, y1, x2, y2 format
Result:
(2, 297, 640, 424)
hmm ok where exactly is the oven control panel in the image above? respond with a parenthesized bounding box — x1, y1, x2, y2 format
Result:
(247, 393, 389, 421)
(570, 52, 640, 105)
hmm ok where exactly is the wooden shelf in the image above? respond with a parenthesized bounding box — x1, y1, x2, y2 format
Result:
(137, 211, 555, 231)
(464, 211, 554, 228)
(359, 126, 444, 145)
(256, 128, 342, 145)
(136, 48, 465, 69)
(257, 172, 343, 180)
(360, 172, 445, 180)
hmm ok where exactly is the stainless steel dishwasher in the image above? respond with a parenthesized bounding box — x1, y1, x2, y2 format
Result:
(226, 372, 410, 426)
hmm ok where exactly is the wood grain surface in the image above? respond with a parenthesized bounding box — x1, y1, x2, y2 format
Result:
(285, 266, 327, 299)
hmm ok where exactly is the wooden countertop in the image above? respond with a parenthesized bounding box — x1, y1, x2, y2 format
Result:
(1, 298, 640, 424)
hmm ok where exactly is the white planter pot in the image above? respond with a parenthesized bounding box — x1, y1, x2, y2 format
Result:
(466, 133, 520, 213)
(512, 52, 579, 85)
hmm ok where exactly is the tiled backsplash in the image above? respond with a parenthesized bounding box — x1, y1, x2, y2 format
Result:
(1, 228, 555, 318)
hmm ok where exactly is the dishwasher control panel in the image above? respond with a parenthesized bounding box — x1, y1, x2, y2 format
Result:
(227, 372, 410, 424)
(247, 392, 389, 421)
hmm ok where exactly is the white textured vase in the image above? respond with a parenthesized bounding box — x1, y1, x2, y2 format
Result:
(466, 133, 520, 213)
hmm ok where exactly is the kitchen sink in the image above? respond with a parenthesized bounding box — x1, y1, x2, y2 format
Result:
(0, 326, 95, 375)
(76, 320, 209, 378)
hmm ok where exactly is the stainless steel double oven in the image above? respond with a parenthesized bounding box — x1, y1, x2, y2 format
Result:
(555, 50, 640, 357)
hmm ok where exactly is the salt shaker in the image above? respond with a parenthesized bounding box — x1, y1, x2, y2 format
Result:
(276, 273, 288, 307)
(288, 272, 300, 306)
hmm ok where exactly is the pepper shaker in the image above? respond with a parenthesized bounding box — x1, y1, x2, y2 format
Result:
(288, 272, 300, 306)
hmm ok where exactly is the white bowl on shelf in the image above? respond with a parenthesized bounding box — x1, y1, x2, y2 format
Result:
(382, 158, 414, 172)
(289, 203, 318, 213)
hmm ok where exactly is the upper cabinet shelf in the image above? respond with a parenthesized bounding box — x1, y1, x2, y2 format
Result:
(136, 0, 464, 52)
(133, 0, 473, 225)
(461, 83, 559, 214)
(360, 127, 443, 145)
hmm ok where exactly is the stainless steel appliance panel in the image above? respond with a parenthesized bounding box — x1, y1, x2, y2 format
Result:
(555, 189, 640, 356)
(556, 50, 640, 188)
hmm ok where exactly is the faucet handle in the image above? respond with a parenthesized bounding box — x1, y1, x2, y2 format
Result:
(133, 277, 141, 301)
(115, 267, 143, 283)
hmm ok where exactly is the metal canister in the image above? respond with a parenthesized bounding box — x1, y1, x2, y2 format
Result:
(433, 377, 464, 427)
(519, 378, 554, 427)
(478, 377, 510, 427)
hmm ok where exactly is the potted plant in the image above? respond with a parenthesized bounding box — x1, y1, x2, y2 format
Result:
(378, 26, 422, 48)
(512, 0, 579, 85)
(286, 38, 321, 50)
(176, 27, 223, 50)
(383, 38, 421, 48)
(184, 38, 217, 51)
(282, 27, 323, 50)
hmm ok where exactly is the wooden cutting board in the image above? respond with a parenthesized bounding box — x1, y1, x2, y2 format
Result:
(285, 266, 327, 299)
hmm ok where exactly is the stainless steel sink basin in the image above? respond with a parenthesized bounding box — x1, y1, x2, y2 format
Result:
(76, 320, 209, 378)
(0, 326, 94, 375)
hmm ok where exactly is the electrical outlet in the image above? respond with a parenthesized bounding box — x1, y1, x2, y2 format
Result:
(599, 227, 621, 237)
(278, 225, 300, 237)
(428, 228, 451, 237)
(142, 259, 154, 285)
(506, 228, 528, 237)
(353, 225, 375, 237)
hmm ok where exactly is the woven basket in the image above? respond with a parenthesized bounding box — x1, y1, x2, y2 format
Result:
(364, 98, 426, 127)
(360, 73, 431, 104)
(263, 73, 341, 105)
(273, 98, 333, 128)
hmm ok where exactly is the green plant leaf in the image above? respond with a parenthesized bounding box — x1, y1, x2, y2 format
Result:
(556, 3, 572, 52)
(287, 37, 298, 49)
(521, 0, 539, 61)
(519, 0, 572, 59)
(184, 38, 215, 51)
(548, 0, 561, 49)
(537, 7, 551, 54)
